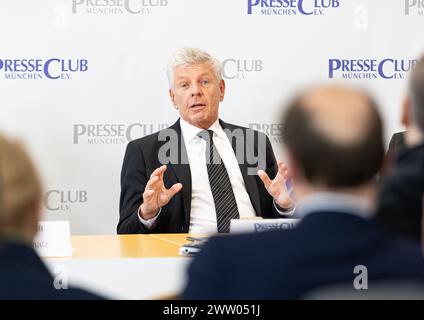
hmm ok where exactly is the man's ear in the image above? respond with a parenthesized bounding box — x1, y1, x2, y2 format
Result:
(219, 79, 225, 102)
(285, 148, 300, 182)
(169, 89, 178, 110)
(401, 96, 411, 127)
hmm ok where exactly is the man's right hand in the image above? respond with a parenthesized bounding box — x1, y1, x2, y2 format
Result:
(139, 165, 183, 220)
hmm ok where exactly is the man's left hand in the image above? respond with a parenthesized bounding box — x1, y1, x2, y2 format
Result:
(258, 160, 294, 210)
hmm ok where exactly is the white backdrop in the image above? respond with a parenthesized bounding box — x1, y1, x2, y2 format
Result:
(1, 0, 424, 234)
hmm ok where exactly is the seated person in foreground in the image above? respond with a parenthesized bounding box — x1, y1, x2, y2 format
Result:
(183, 85, 424, 299)
(0, 134, 104, 299)
(377, 55, 424, 241)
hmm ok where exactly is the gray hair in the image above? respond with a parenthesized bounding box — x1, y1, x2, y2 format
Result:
(166, 47, 223, 88)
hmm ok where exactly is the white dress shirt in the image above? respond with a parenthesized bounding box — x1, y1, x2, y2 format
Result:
(138, 118, 292, 233)
(181, 118, 258, 234)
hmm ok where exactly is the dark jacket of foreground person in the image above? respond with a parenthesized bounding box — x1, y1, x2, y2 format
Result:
(183, 211, 424, 299)
(377, 143, 424, 241)
(0, 240, 104, 299)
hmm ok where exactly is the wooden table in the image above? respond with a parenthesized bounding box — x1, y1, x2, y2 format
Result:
(62, 234, 190, 259)
(44, 234, 194, 299)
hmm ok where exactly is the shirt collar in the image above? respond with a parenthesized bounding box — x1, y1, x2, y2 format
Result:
(179, 117, 226, 143)
(296, 192, 375, 220)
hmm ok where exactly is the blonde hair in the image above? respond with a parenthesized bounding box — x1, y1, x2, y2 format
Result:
(0, 134, 42, 238)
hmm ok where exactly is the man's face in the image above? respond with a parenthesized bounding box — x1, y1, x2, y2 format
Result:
(169, 62, 225, 129)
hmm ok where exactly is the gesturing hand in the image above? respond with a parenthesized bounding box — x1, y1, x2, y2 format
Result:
(258, 161, 294, 210)
(139, 165, 182, 220)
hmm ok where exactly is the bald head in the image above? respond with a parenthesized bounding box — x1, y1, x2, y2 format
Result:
(282, 85, 384, 188)
(301, 86, 375, 146)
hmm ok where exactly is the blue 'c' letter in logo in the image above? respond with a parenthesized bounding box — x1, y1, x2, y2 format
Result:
(378, 59, 394, 79)
(298, 0, 313, 15)
(44, 58, 60, 80)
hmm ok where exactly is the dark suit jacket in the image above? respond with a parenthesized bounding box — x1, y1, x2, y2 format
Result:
(382, 131, 406, 174)
(183, 211, 424, 299)
(0, 240, 103, 299)
(377, 143, 424, 241)
(388, 131, 406, 158)
(118, 119, 280, 234)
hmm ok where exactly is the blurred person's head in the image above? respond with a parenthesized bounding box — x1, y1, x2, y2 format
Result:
(167, 47, 225, 130)
(402, 56, 424, 146)
(282, 85, 384, 200)
(0, 134, 42, 244)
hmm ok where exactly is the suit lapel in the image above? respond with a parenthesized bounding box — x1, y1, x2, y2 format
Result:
(220, 119, 262, 216)
(166, 120, 192, 229)
(165, 119, 264, 225)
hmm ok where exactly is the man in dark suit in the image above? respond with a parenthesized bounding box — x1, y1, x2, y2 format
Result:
(376, 56, 424, 241)
(387, 131, 406, 162)
(381, 131, 406, 175)
(0, 134, 103, 299)
(118, 48, 294, 234)
(183, 85, 424, 299)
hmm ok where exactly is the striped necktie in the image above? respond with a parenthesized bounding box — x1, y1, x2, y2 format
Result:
(198, 129, 240, 233)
